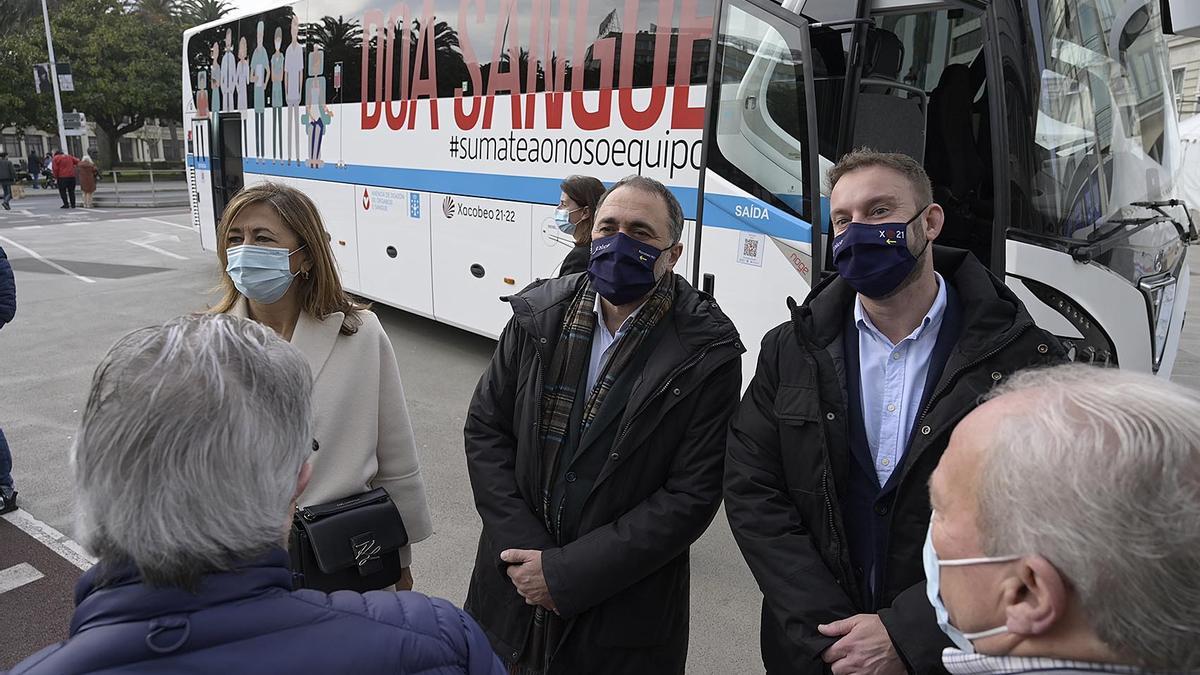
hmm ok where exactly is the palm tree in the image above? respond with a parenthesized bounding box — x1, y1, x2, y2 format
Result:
(179, 0, 231, 26)
(136, 0, 179, 23)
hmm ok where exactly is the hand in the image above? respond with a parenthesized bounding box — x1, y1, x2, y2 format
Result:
(818, 614, 906, 675)
(397, 566, 413, 591)
(500, 548, 557, 612)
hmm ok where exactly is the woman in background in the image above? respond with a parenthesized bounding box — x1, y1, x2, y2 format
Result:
(556, 174, 605, 277)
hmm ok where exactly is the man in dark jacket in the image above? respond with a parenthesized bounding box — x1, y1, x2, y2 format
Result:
(0, 150, 15, 210)
(8, 314, 505, 675)
(0, 244, 14, 513)
(464, 175, 743, 674)
(725, 150, 1065, 675)
(27, 151, 41, 189)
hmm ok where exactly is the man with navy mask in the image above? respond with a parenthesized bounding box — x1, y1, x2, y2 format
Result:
(725, 149, 1065, 675)
(463, 175, 743, 674)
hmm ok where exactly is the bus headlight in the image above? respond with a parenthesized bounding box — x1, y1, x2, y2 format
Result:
(1139, 272, 1178, 373)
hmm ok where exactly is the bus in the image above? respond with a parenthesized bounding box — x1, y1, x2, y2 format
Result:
(182, 0, 1194, 382)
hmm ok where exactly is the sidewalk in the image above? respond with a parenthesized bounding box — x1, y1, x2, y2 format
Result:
(14, 180, 188, 208)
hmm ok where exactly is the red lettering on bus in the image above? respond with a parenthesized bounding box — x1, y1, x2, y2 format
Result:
(483, 0, 523, 129)
(617, 0, 671, 131)
(361, 9, 386, 130)
(383, 2, 414, 131)
(408, 0, 440, 129)
(454, 0, 485, 130)
(671, 0, 709, 129)
(571, 0, 612, 131)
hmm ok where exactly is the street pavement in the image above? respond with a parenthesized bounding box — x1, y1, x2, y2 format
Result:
(1, 198, 1197, 671)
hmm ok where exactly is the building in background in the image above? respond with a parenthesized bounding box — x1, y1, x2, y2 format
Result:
(0, 119, 185, 168)
(1169, 35, 1200, 120)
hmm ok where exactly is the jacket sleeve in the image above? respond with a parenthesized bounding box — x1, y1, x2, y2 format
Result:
(464, 317, 558, 576)
(370, 322, 434, 567)
(879, 582, 951, 674)
(540, 357, 741, 619)
(723, 329, 859, 663)
(0, 248, 15, 328)
(423, 595, 508, 675)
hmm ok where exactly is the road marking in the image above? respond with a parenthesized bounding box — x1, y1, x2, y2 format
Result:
(14, 225, 43, 230)
(2, 509, 95, 572)
(0, 563, 44, 594)
(141, 217, 195, 231)
(128, 232, 188, 260)
(0, 235, 96, 283)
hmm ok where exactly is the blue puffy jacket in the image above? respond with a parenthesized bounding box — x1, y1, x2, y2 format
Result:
(0, 245, 14, 329)
(9, 549, 506, 675)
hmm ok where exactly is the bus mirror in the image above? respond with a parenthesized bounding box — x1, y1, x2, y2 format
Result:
(1162, 0, 1200, 37)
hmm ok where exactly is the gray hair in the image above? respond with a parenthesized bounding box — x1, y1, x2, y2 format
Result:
(979, 365, 1200, 669)
(73, 314, 313, 589)
(597, 175, 685, 244)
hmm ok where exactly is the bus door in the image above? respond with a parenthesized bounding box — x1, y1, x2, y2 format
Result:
(211, 111, 244, 223)
(695, 0, 822, 380)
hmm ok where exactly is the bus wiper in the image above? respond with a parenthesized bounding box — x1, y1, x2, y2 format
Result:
(1063, 201, 1196, 262)
(1131, 200, 1199, 244)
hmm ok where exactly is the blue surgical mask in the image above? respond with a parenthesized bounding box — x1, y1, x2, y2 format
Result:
(226, 244, 307, 304)
(831, 205, 930, 298)
(923, 514, 1020, 652)
(587, 232, 671, 305)
(555, 206, 584, 234)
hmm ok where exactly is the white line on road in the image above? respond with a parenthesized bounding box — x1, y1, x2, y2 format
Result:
(0, 563, 44, 594)
(2, 509, 95, 572)
(129, 240, 188, 260)
(0, 235, 96, 284)
(129, 232, 187, 260)
(14, 225, 43, 230)
(141, 217, 195, 231)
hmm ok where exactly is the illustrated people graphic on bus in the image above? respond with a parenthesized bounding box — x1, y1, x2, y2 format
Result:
(194, 68, 209, 156)
(237, 36, 250, 157)
(209, 40, 222, 135)
(270, 26, 285, 162)
(221, 29, 236, 113)
(284, 15, 305, 166)
(250, 21, 269, 159)
(302, 45, 332, 169)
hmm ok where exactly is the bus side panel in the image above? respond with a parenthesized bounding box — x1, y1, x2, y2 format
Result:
(532, 205, 569, 279)
(358, 188, 435, 318)
(431, 194, 533, 338)
(194, 164, 218, 252)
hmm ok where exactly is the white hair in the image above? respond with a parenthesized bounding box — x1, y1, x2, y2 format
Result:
(73, 314, 313, 589)
(979, 365, 1200, 669)
(81, 155, 92, 163)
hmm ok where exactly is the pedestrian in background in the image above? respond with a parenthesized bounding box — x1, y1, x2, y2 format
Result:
(26, 151, 40, 189)
(725, 149, 1064, 674)
(464, 175, 743, 674)
(555, 174, 605, 277)
(51, 149, 79, 209)
(0, 151, 14, 210)
(42, 153, 54, 189)
(212, 182, 433, 590)
(6, 314, 505, 675)
(78, 155, 100, 208)
(927, 365, 1200, 672)
(0, 243, 17, 514)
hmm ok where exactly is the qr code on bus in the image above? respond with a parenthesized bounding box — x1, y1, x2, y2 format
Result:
(737, 232, 765, 267)
(742, 238, 759, 259)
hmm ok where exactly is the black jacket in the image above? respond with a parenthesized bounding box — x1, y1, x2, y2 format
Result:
(558, 243, 590, 277)
(725, 248, 1066, 674)
(0, 246, 15, 328)
(0, 158, 14, 183)
(464, 272, 743, 673)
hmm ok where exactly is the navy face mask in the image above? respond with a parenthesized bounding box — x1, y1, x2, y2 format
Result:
(831, 205, 930, 298)
(588, 232, 672, 306)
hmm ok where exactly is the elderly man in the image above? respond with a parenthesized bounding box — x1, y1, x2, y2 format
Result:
(725, 149, 1065, 675)
(9, 314, 504, 675)
(926, 365, 1200, 673)
(464, 175, 743, 674)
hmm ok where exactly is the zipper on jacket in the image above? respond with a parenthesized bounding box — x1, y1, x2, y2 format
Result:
(611, 335, 740, 450)
(916, 322, 1033, 425)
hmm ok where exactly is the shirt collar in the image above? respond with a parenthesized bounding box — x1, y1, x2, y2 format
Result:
(942, 648, 1167, 675)
(593, 292, 647, 341)
(854, 272, 947, 346)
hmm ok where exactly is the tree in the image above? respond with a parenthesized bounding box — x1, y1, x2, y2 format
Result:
(50, 0, 181, 168)
(136, 0, 180, 23)
(179, 0, 230, 27)
(0, 1, 64, 132)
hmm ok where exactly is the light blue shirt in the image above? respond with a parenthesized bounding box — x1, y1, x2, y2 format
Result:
(588, 294, 645, 393)
(854, 273, 947, 486)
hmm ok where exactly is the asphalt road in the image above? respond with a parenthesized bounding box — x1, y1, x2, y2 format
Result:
(0, 201, 762, 671)
(2, 198, 1198, 671)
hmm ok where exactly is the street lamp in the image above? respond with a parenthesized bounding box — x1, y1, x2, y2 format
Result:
(40, 0, 68, 154)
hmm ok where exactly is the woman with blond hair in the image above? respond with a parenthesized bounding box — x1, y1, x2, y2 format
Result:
(211, 181, 433, 590)
(78, 155, 100, 208)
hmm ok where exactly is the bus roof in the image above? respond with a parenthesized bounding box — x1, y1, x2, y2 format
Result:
(181, 0, 296, 38)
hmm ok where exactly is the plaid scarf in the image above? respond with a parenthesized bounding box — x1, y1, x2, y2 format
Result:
(510, 273, 675, 675)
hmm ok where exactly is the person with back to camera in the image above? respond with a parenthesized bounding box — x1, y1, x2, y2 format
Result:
(211, 181, 434, 591)
(0, 242, 17, 514)
(555, 174, 606, 277)
(6, 313, 506, 674)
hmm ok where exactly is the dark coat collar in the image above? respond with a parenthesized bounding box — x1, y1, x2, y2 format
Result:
(70, 548, 293, 636)
(794, 247, 1033, 361)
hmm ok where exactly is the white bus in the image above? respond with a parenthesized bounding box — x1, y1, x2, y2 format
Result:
(183, 0, 1193, 381)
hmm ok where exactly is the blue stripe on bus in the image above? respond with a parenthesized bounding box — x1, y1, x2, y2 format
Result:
(201, 157, 819, 243)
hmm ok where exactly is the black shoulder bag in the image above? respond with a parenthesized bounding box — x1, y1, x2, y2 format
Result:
(288, 488, 409, 593)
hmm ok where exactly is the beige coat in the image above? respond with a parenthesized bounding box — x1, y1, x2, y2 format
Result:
(231, 299, 434, 566)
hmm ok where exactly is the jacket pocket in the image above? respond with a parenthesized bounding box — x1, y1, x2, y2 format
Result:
(774, 384, 821, 425)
